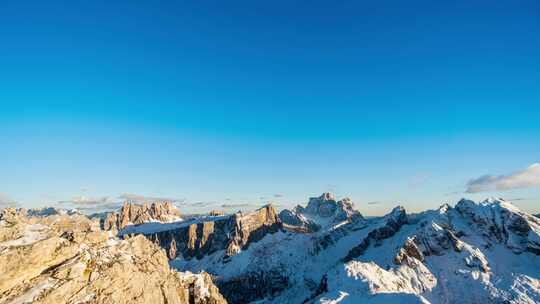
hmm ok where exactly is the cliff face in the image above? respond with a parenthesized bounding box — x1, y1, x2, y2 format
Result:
(104, 201, 182, 231)
(279, 193, 364, 233)
(143, 204, 282, 260)
(455, 198, 540, 255)
(0, 208, 227, 304)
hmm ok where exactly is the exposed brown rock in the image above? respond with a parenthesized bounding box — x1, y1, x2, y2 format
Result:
(394, 237, 425, 267)
(0, 209, 226, 304)
(104, 201, 181, 231)
(144, 204, 282, 260)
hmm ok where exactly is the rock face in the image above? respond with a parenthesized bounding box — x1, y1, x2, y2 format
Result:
(455, 198, 540, 255)
(279, 193, 363, 233)
(143, 204, 282, 260)
(0, 208, 227, 304)
(278, 209, 320, 233)
(4, 194, 539, 304)
(217, 269, 289, 304)
(104, 201, 182, 231)
(343, 206, 407, 262)
(208, 210, 225, 216)
(316, 199, 540, 304)
(302, 193, 361, 221)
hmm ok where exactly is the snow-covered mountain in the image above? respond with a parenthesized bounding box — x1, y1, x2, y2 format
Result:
(122, 194, 540, 304)
(4, 194, 538, 304)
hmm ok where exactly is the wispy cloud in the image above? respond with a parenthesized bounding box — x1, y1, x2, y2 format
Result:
(444, 191, 462, 197)
(221, 203, 252, 209)
(117, 193, 186, 204)
(75, 202, 124, 212)
(506, 197, 529, 201)
(0, 193, 19, 208)
(57, 196, 111, 206)
(54, 195, 119, 213)
(273, 193, 284, 198)
(367, 201, 381, 205)
(189, 201, 219, 207)
(466, 163, 540, 193)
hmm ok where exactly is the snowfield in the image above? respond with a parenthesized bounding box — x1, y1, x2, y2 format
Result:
(168, 195, 540, 304)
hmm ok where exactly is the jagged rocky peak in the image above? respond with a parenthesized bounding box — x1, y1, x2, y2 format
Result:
(318, 200, 540, 303)
(279, 193, 364, 232)
(141, 204, 282, 261)
(209, 210, 225, 216)
(455, 197, 540, 255)
(225, 204, 281, 256)
(0, 208, 227, 304)
(343, 206, 408, 262)
(304, 192, 344, 217)
(104, 200, 182, 231)
(306, 193, 363, 221)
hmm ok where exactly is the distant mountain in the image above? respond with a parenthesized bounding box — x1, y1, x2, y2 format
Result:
(125, 194, 540, 304)
(279, 192, 363, 232)
(102, 201, 182, 231)
(2, 194, 539, 304)
(25, 206, 80, 217)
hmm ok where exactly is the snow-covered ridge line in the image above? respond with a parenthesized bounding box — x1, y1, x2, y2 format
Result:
(2, 195, 539, 304)
(164, 195, 539, 304)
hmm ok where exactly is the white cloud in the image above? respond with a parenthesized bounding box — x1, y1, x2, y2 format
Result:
(466, 163, 540, 193)
(117, 193, 185, 204)
(58, 195, 111, 206)
(0, 193, 18, 207)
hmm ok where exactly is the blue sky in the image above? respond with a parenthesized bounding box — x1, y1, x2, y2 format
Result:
(1, 0, 539, 215)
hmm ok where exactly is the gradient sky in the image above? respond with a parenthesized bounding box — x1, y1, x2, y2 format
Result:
(1, 0, 539, 215)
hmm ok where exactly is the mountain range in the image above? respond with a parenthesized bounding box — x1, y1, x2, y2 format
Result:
(1, 193, 539, 303)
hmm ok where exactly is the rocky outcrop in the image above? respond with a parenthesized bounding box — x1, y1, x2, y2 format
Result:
(143, 204, 282, 260)
(279, 209, 321, 233)
(394, 237, 425, 267)
(217, 269, 289, 304)
(300, 193, 363, 222)
(104, 201, 182, 231)
(343, 206, 407, 262)
(456, 198, 540, 255)
(279, 193, 363, 233)
(208, 210, 225, 216)
(0, 208, 227, 304)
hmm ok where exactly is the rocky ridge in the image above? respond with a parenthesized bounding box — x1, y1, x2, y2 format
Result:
(159, 195, 540, 304)
(0, 208, 226, 304)
(318, 198, 540, 304)
(141, 204, 282, 260)
(104, 201, 182, 231)
(2, 194, 539, 304)
(279, 193, 363, 233)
